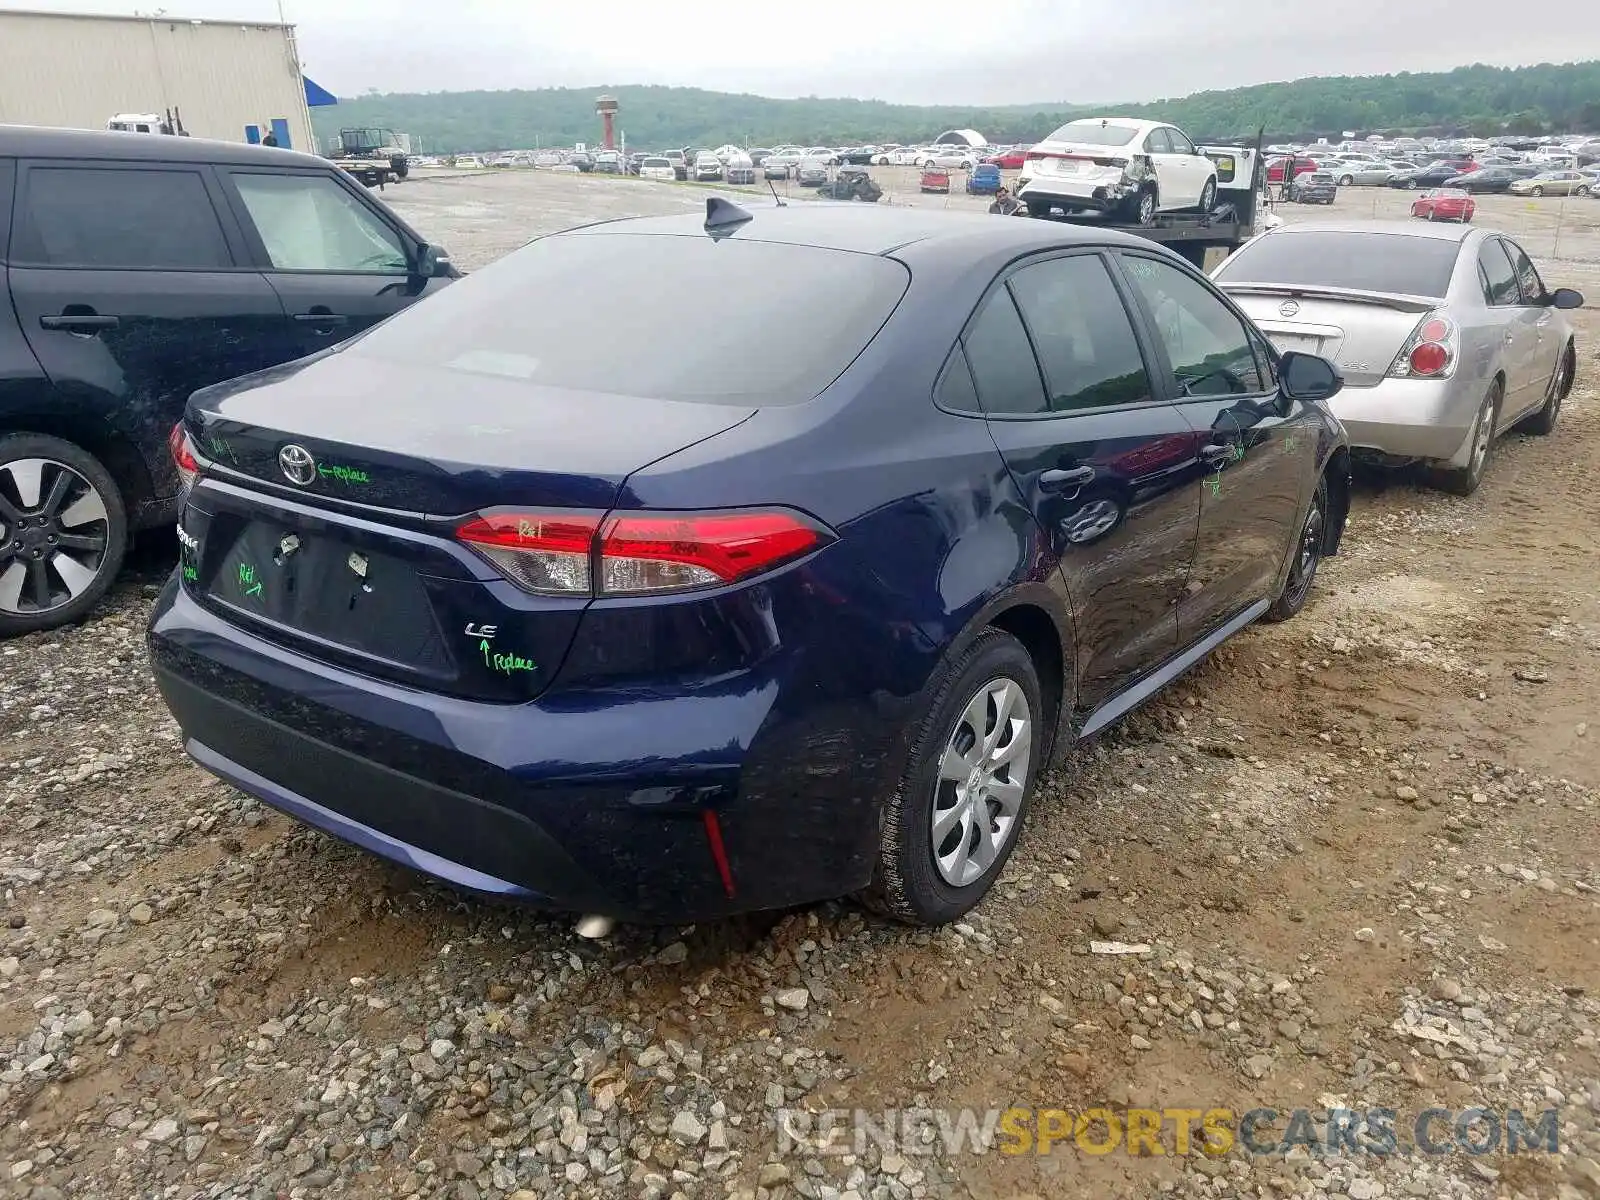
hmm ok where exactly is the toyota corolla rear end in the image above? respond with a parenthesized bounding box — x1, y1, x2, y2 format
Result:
(149, 220, 915, 923)
(1214, 224, 1487, 466)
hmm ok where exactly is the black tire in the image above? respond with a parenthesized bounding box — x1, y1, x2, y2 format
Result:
(1432, 381, 1502, 496)
(860, 628, 1045, 926)
(1129, 188, 1157, 226)
(1339, 175, 1354, 187)
(1523, 342, 1575, 435)
(1197, 177, 1217, 213)
(0, 433, 127, 637)
(1406, 179, 1418, 190)
(1530, 186, 1544, 198)
(1265, 477, 1328, 623)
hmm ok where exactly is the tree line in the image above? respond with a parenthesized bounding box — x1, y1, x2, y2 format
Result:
(310, 61, 1600, 154)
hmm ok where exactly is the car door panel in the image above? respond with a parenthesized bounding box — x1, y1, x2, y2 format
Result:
(957, 251, 1201, 712)
(6, 161, 285, 512)
(1480, 239, 1541, 418)
(1113, 250, 1318, 645)
(1503, 239, 1559, 413)
(1163, 126, 1207, 208)
(217, 168, 447, 363)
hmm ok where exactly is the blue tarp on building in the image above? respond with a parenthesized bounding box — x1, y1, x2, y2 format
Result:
(304, 76, 338, 107)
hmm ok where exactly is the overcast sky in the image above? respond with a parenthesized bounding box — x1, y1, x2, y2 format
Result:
(11, 0, 1599, 105)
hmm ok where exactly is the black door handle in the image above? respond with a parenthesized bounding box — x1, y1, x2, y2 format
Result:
(294, 312, 350, 326)
(40, 313, 119, 332)
(1039, 465, 1096, 490)
(1200, 442, 1235, 467)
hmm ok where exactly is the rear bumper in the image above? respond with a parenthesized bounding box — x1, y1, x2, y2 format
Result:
(1328, 376, 1482, 464)
(1019, 172, 1132, 211)
(148, 577, 895, 923)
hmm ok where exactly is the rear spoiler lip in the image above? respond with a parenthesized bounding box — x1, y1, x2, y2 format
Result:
(1215, 282, 1441, 312)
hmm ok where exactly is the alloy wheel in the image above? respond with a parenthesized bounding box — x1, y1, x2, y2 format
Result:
(930, 677, 1033, 888)
(1136, 192, 1156, 225)
(1469, 393, 1495, 475)
(0, 458, 111, 616)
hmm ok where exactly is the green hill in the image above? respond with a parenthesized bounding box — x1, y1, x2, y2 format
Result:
(311, 61, 1600, 154)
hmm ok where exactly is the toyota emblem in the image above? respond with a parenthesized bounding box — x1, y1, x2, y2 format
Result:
(1278, 300, 1301, 317)
(278, 444, 317, 487)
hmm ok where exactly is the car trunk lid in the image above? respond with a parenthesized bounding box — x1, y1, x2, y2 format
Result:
(182, 355, 754, 702)
(1220, 285, 1438, 388)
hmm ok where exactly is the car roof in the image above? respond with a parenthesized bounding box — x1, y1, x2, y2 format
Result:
(566, 201, 1174, 259)
(0, 123, 329, 169)
(1252, 219, 1475, 244)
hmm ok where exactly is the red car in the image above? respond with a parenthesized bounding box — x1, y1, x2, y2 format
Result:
(919, 168, 951, 194)
(1411, 188, 1475, 222)
(983, 148, 1028, 170)
(1266, 157, 1320, 184)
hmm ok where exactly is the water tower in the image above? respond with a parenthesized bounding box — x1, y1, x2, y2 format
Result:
(595, 94, 619, 151)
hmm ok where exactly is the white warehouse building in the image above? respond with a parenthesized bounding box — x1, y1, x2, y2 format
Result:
(0, 9, 336, 153)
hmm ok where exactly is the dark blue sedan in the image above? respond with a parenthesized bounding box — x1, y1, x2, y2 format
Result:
(150, 201, 1351, 927)
(967, 163, 1002, 194)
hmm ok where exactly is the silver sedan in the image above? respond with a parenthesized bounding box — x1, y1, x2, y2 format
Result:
(1213, 220, 1582, 494)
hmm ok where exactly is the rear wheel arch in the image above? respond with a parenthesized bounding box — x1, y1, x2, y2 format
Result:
(1321, 447, 1352, 556)
(986, 602, 1067, 762)
(0, 413, 156, 523)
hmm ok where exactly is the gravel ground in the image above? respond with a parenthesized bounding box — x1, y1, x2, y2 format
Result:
(1, 169, 1598, 1200)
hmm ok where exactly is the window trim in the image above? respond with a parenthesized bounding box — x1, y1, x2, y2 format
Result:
(1501, 238, 1547, 307)
(10, 159, 248, 272)
(1110, 247, 1278, 404)
(0, 158, 14, 263)
(217, 166, 416, 276)
(1165, 127, 1198, 157)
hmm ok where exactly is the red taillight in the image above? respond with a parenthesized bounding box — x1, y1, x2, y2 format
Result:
(456, 508, 832, 597)
(1389, 312, 1458, 380)
(1409, 342, 1449, 375)
(599, 511, 828, 594)
(169, 423, 199, 487)
(456, 512, 600, 594)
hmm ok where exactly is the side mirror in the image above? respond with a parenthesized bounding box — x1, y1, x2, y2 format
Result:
(1279, 350, 1343, 404)
(413, 243, 442, 278)
(1549, 287, 1584, 310)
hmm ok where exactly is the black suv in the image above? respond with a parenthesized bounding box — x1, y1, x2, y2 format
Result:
(0, 126, 457, 634)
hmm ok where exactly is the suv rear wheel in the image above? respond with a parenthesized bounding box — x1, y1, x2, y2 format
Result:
(0, 434, 126, 636)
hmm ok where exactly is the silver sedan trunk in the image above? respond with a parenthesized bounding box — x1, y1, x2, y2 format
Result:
(1213, 221, 1577, 491)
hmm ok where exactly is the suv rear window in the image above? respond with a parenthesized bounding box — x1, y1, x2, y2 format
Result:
(1213, 231, 1460, 298)
(351, 232, 910, 405)
(15, 167, 231, 270)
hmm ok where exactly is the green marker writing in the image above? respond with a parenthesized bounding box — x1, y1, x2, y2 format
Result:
(237, 562, 264, 599)
(181, 564, 199, 583)
(319, 464, 371, 485)
(481, 640, 536, 676)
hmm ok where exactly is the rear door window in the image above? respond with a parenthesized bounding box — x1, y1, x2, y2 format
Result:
(962, 289, 1049, 417)
(1145, 128, 1174, 154)
(228, 171, 409, 273)
(1478, 241, 1520, 306)
(14, 166, 232, 269)
(1007, 255, 1154, 412)
(1166, 128, 1198, 156)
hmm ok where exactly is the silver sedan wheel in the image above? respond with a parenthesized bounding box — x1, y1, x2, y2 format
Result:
(930, 677, 1033, 887)
(1468, 393, 1495, 475)
(0, 458, 111, 616)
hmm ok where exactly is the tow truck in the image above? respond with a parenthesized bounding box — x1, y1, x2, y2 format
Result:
(1017, 141, 1270, 271)
(328, 127, 411, 189)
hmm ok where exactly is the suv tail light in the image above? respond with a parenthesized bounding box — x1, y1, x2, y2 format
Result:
(456, 509, 834, 597)
(169, 423, 199, 487)
(1387, 313, 1459, 380)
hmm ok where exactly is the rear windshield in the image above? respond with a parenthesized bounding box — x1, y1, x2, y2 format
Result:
(352, 232, 910, 405)
(642, 158, 670, 166)
(1047, 121, 1138, 147)
(1213, 231, 1461, 298)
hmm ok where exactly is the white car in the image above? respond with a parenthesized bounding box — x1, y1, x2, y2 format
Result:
(920, 149, 976, 170)
(638, 156, 676, 182)
(453, 155, 484, 169)
(885, 147, 926, 167)
(1017, 116, 1219, 225)
(533, 150, 563, 167)
(693, 152, 723, 182)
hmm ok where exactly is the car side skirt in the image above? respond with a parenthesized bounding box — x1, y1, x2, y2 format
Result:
(1076, 599, 1269, 740)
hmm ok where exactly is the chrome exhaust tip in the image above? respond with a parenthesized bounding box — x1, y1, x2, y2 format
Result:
(574, 914, 616, 940)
